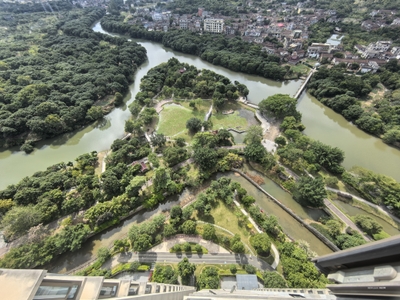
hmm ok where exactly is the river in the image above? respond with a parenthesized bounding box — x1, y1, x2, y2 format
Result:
(1, 22, 400, 189)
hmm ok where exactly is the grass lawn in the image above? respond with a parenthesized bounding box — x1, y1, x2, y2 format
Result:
(290, 63, 310, 75)
(156, 101, 210, 140)
(194, 201, 253, 250)
(211, 102, 250, 130)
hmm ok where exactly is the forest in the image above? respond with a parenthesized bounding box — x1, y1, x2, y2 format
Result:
(308, 64, 400, 146)
(0, 7, 147, 150)
(100, 15, 288, 81)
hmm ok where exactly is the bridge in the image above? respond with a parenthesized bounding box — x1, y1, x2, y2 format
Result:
(293, 68, 316, 99)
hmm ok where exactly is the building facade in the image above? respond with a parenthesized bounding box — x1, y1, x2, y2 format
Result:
(204, 19, 224, 33)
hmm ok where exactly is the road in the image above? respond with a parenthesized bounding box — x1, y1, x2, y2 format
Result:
(323, 199, 370, 242)
(326, 187, 400, 224)
(117, 251, 273, 271)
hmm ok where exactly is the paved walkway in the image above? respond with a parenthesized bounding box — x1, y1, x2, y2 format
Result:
(112, 252, 273, 271)
(326, 187, 400, 224)
(150, 236, 229, 254)
(323, 199, 370, 242)
(233, 200, 280, 269)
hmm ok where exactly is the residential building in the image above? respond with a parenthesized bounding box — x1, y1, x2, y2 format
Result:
(203, 18, 224, 33)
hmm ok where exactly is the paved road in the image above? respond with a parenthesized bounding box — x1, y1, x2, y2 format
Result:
(326, 187, 400, 224)
(117, 252, 273, 271)
(323, 199, 370, 242)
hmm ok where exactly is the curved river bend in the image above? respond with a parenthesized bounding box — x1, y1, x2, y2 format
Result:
(25, 22, 398, 273)
(0, 22, 400, 189)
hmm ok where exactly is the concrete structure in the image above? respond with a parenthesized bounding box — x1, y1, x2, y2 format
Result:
(204, 19, 224, 33)
(314, 235, 400, 298)
(0, 268, 194, 300)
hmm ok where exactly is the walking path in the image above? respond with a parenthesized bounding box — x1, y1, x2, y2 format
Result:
(323, 199, 370, 242)
(110, 252, 273, 271)
(147, 235, 229, 254)
(233, 200, 280, 269)
(326, 187, 400, 224)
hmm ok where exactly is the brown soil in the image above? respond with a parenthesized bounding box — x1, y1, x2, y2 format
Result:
(245, 172, 265, 185)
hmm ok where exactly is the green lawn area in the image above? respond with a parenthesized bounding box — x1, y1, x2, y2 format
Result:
(211, 102, 250, 130)
(194, 201, 253, 250)
(290, 63, 311, 75)
(156, 101, 210, 140)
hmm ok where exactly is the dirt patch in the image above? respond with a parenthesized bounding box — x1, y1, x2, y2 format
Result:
(245, 172, 265, 185)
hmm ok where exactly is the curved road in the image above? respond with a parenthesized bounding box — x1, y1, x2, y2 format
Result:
(323, 199, 370, 242)
(326, 187, 400, 224)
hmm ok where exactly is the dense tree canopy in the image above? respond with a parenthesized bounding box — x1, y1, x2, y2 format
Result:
(101, 16, 287, 81)
(0, 8, 146, 149)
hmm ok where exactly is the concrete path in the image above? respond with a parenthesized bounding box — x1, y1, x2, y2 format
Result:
(150, 236, 229, 254)
(233, 200, 280, 269)
(323, 199, 370, 242)
(114, 252, 273, 271)
(326, 187, 400, 224)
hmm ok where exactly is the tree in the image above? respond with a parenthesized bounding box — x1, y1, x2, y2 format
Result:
(186, 117, 202, 133)
(170, 205, 182, 219)
(150, 133, 166, 148)
(245, 264, 256, 274)
(294, 176, 327, 208)
(125, 176, 146, 197)
(114, 92, 124, 106)
(197, 266, 219, 289)
(250, 233, 271, 256)
(202, 224, 216, 240)
(354, 215, 383, 236)
(193, 147, 218, 171)
(259, 94, 299, 120)
(178, 257, 196, 285)
(195, 244, 203, 253)
(152, 265, 178, 284)
(230, 264, 237, 274)
(163, 147, 187, 166)
(263, 272, 287, 288)
(153, 167, 170, 193)
(133, 234, 152, 251)
(97, 247, 110, 263)
(231, 241, 245, 253)
(181, 220, 197, 234)
(1, 205, 41, 240)
(163, 224, 177, 237)
(244, 125, 263, 145)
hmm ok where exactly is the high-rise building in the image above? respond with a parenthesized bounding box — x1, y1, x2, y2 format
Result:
(2, 236, 400, 300)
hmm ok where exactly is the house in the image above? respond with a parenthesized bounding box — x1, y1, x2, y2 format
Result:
(204, 18, 224, 33)
(307, 43, 331, 58)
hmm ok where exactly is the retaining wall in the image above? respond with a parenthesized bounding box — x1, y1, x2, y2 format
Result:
(232, 169, 340, 252)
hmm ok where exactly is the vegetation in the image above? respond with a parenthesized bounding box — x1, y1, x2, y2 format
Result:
(310, 219, 366, 250)
(197, 266, 220, 289)
(0, 8, 146, 149)
(178, 257, 196, 285)
(263, 272, 288, 288)
(308, 64, 400, 145)
(250, 233, 271, 256)
(101, 16, 288, 81)
(342, 166, 400, 216)
(293, 176, 327, 208)
(279, 241, 329, 288)
(152, 265, 178, 284)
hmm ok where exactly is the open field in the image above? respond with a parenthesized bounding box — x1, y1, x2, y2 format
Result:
(156, 101, 209, 140)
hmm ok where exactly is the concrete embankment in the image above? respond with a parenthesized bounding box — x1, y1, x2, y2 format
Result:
(232, 168, 340, 252)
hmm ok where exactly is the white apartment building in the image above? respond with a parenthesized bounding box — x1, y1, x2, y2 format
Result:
(204, 19, 224, 33)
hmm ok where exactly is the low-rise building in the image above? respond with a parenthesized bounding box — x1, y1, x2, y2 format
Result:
(204, 18, 224, 33)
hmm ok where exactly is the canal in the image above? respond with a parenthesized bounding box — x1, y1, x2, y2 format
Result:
(1, 22, 400, 188)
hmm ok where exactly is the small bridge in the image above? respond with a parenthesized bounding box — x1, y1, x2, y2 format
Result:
(293, 69, 316, 99)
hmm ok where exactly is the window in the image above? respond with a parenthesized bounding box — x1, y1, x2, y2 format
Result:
(34, 284, 79, 300)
